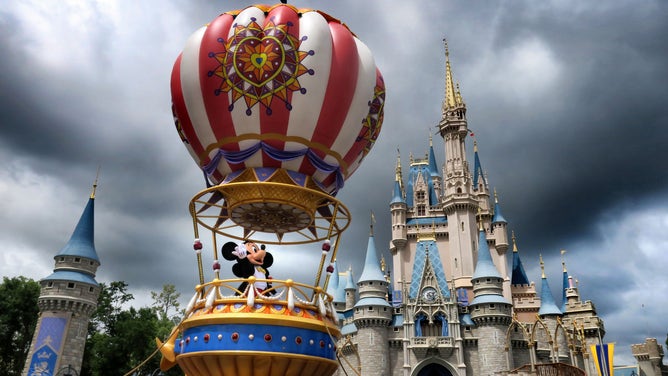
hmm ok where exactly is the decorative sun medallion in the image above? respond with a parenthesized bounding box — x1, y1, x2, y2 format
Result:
(210, 17, 314, 116)
(356, 76, 385, 159)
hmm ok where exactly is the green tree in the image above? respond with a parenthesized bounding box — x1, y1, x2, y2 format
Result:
(0, 276, 40, 376)
(81, 282, 183, 376)
(151, 284, 181, 323)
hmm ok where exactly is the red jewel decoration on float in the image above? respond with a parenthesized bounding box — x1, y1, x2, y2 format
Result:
(264, 334, 272, 342)
(321, 240, 331, 251)
(212, 260, 221, 271)
(231, 333, 239, 342)
(193, 239, 203, 250)
(295, 336, 302, 345)
(320, 340, 325, 348)
(204, 334, 210, 343)
(326, 265, 334, 274)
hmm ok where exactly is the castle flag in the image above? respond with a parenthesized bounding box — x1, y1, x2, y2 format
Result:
(591, 343, 615, 376)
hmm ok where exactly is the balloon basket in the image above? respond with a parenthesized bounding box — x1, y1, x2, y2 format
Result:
(159, 278, 341, 376)
(190, 168, 351, 245)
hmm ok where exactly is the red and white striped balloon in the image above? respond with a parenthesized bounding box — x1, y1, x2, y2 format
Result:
(171, 4, 385, 195)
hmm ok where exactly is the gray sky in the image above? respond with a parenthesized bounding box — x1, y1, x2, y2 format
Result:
(2, 0, 667, 365)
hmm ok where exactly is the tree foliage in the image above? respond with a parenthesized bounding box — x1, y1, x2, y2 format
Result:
(81, 282, 183, 376)
(0, 276, 40, 376)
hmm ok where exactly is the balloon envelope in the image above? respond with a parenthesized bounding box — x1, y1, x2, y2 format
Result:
(172, 4, 385, 195)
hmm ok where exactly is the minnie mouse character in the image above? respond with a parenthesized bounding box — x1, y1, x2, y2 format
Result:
(221, 241, 275, 295)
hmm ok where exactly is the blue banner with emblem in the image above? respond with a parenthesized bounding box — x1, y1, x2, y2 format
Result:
(27, 316, 67, 376)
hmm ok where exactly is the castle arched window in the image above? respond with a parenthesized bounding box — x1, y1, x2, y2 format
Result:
(416, 191, 425, 201)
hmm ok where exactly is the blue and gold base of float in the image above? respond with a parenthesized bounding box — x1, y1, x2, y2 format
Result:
(158, 278, 341, 376)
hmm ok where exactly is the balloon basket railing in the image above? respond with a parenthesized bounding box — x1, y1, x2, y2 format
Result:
(158, 278, 341, 376)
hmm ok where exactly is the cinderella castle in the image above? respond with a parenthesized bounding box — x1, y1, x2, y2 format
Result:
(326, 44, 666, 376)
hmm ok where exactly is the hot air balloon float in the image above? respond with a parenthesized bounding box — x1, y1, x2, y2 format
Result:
(157, 3, 385, 375)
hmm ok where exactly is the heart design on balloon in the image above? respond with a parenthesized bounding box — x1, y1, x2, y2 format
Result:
(235, 37, 284, 88)
(212, 19, 314, 115)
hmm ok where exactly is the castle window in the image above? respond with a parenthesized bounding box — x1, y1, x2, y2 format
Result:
(59, 257, 65, 262)
(490, 304, 495, 309)
(417, 205, 426, 216)
(456, 187, 462, 194)
(89, 286, 94, 292)
(46, 281, 53, 288)
(368, 307, 374, 311)
(67, 282, 75, 289)
(416, 191, 425, 201)
(394, 327, 400, 332)
(74, 257, 81, 263)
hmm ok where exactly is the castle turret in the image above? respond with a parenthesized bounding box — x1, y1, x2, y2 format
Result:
(390, 151, 408, 283)
(536, 256, 565, 363)
(632, 338, 667, 376)
(327, 262, 347, 312)
(436, 40, 478, 292)
(469, 221, 512, 375)
(23, 185, 102, 376)
(353, 225, 392, 376)
(509, 233, 540, 323)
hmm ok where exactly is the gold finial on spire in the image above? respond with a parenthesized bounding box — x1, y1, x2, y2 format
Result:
(474, 140, 478, 153)
(561, 249, 567, 272)
(429, 132, 433, 147)
(540, 254, 546, 278)
(494, 188, 499, 203)
(409, 152, 414, 165)
(90, 166, 100, 199)
(380, 255, 386, 272)
(512, 231, 518, 252)
(477, 207, 483, 231)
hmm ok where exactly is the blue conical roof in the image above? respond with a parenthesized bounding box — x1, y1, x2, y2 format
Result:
(539, 275, 562, 316)
(472, 229, 501, 280)
(358, 235, 386, 283)
(428, 143, 439, 177)
(492, 201, 507, 223)
(561, 268, 568, 312)
(345, 270, 356, 290)
(390, 180, 404, 204)
(511, 244, 530, 285)
(327, 262, 343, 303)
(472, 147, 487, 190)
(56, 197, 99, 262)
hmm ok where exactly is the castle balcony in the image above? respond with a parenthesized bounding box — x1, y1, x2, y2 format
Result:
(409, 336, 454, 358)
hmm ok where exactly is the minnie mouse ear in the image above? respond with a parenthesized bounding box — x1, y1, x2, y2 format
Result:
(221, 242, 239, 261)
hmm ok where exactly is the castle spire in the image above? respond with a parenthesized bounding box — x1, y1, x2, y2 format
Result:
(538, 254, 562, 316)
(442, 38, 460, 112)
(510, 232, 530, 285)
(472, 140, 487, 190)
(561, 249, 568, 311)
